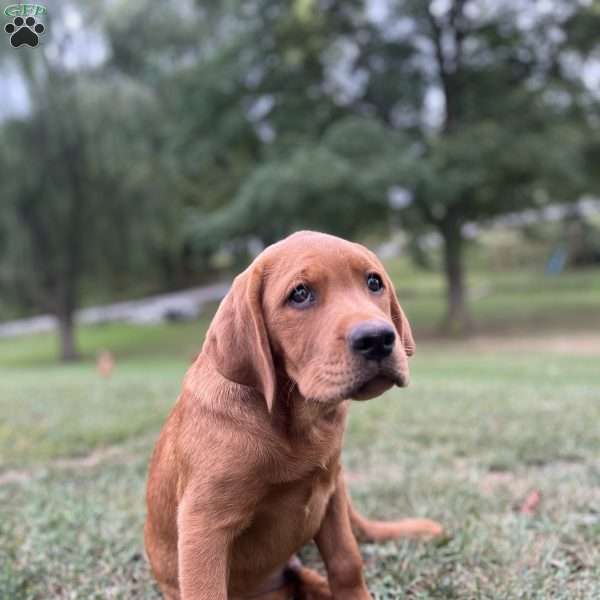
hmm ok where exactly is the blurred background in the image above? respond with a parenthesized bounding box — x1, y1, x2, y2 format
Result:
(1, 0, 599, 361)
(1, 1, 600, 598)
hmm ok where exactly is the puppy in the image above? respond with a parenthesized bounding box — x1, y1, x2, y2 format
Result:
(145, 231, 443, 599)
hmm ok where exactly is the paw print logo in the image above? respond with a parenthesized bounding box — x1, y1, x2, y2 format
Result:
(5, 16, 45, 48)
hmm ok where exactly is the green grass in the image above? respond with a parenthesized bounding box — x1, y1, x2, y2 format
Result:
(1, 342, 600, 598)
(0, 362, 184, 467)
(0, 316, 213, 368)
(1, 266, 600, 598)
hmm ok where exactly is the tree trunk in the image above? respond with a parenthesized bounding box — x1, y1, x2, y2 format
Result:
(57, 309, 79, 362)
(440, 219, 471, 335)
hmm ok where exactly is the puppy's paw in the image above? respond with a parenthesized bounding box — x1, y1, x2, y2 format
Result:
(341, 589, 373, 600)
(303, 585, 333, 600)
(291, 565, 332, 600)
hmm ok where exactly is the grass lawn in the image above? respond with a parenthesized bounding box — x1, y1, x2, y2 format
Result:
(2, 344, 600, 598)
(1, 266, 600, 598)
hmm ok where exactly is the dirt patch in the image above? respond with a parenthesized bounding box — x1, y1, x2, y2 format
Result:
(479, 471, 534, 500)
(452, 334, 600, 356)
(0, 469, 32, 486)
(0, 435, 152, 487)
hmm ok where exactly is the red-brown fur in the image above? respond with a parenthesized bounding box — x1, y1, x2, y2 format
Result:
(145, 231, 443, 599)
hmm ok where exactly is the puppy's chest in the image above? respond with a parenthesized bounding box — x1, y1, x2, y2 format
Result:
(230, 412, 345, 576)
(253, 426, 342, 541)
(233, 454, 339, 572)
(273, 405, 347, 480)
(266, 460, 339, 533)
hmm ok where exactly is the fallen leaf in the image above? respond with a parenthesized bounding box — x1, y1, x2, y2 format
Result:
(518, 489, 541, 515)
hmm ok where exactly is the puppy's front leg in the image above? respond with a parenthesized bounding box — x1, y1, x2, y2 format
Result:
(177, 489, 246, 600)
(315, 473, 372, 600)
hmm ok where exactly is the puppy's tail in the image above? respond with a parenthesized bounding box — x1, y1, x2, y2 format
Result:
(347, 500, 444, 542)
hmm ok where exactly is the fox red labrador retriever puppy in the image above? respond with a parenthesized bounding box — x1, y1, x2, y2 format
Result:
(145, 231, 443, 599)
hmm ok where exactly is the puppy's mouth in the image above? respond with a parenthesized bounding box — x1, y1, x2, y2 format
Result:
(348, 370, 408, 401)
(302, 362, 409, 403)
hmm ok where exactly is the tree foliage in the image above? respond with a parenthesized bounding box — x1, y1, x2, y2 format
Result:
(190, 0, 599, 332)
(0, 20, 166, 358)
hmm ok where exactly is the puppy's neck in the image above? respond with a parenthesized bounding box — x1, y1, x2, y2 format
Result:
(187, 356, 346, 437)
(184, 356, 269, 422)
(275, 380, 347, 437)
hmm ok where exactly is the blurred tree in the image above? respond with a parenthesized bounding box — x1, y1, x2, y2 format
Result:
(101, 0, 270, 283)
(196, 0, 599, 333)
(383, 0, 598, 332)
(184, 1, 396, 250)
(0, 13, 164, 360)
(191, 119, 397, 247)
(1, 0, 598, 346)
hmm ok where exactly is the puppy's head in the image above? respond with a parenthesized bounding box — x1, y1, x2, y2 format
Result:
(203, 231, 414, 410)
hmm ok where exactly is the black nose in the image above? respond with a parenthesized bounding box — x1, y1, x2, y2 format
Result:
(348, 321, 396, 361)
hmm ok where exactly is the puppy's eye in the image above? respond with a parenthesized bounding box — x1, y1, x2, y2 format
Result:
(367, 273, 384, 293)
(288, 284, 315, 307)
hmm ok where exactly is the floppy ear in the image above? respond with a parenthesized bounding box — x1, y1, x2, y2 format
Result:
(386, 277, 416, 357)
(202, 263, 277, 411)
